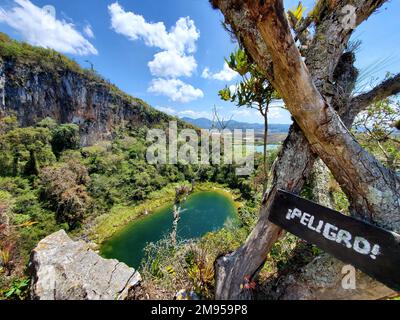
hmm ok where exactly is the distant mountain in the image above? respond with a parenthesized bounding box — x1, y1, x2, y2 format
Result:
(181, 117, 290, 133)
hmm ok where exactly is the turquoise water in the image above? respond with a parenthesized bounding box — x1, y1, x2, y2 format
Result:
(100, 191, 237, 268)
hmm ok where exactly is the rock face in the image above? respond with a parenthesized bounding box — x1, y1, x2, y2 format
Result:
(30, 230, 141, 300)
(0, 54, 177, 146)
(274, 254, 395, 300)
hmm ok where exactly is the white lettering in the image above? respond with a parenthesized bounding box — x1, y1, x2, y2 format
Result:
(336, 229, 353, 249)
(323, 223, 338, 241)
(291, 208, 302, 220)
(300, 212, 311, 226)
(370, 244, 381, 260)
(152, 305, 186, 318)
(285, 207, 380, 261)
(353, 237, 371, 255)
(307, 215, 324, 233)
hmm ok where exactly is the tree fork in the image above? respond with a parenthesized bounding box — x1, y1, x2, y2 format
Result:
(212, 0, 399, 300)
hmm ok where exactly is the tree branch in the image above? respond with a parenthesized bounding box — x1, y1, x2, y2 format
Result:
(212, 0, 399, 300)
(349, 73, 400, 116)
(244, 0, 399, 228)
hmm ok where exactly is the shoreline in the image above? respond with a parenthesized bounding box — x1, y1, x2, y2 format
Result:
(89, 182, 242, 245)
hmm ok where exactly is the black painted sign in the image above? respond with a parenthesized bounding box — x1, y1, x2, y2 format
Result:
(268, 189, 400, 292)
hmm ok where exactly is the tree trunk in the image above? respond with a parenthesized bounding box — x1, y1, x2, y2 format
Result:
(309, 159, 334, 209)
(263, 111, 269, 193)
(212, 0, 399, 300)
(215, 126, 317, 300)
(248, 0, 399, 229)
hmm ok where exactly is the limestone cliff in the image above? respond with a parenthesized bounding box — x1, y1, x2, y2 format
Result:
(0, 33, 182, 145)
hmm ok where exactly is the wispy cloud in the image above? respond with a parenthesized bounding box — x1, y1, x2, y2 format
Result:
(156, 106, 211, 119)
(83, 24, 95, 39)
(0, 0, 97, 56)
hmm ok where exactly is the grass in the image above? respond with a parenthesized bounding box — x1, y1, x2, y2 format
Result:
(0, 32, 82, 73)
(193, 182, 242, 210)
(90, 182, 241, 244)
(90, 185, 177, 244)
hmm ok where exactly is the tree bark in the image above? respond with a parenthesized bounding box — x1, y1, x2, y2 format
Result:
(215, 126, 316, 300)
(212, 0, 400, 300)
(263, 110, 269, 193)
(244, 0, 400, 229)
(309, 159, 334, 208)
(345, 73, 400, 125)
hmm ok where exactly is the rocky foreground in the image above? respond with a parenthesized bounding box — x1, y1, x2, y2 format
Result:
(29, 230, 141, 300)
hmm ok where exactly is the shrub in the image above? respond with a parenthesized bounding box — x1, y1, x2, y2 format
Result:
(0, 126, 55, 176)
(39, 160, 91, 228)
(50, 124, 80, 157)
(2, 278, 29, 300)
(0, 244, 13, 276)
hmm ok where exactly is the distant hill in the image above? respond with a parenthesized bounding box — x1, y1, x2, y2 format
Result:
(181, 117, 291, 133)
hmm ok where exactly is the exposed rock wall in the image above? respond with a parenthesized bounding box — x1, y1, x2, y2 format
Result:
(30, 230, 141, 300)
(0, 57, 176, 145)
(274, 254, 395, 300)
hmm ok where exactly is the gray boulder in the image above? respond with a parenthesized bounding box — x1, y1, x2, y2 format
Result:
(30, 230, 141, 300)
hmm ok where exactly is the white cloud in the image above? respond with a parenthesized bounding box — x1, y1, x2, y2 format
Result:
(201, 68, 211, 79)
(83, 24, 94, 39)
(156, 106, 177, 115)
(149, 79, 204, 103)
(155, 106, 211, 119)
(109, 3, 199, 54)
(269, 107, 288, 120)
(0, 0, 97, 56)
(232, 108, 253, 118)
(229, 84, 239, 95)
(109, 3, 199, 53)
(108, 2, 199, 78)
(202, 62, 238, 81)
(148, 51, 197, 78)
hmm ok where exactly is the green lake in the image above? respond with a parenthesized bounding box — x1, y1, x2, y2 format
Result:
(100, 191, 237, 268)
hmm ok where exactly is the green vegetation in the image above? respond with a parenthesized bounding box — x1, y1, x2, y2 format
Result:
(140, 224, 247, 299)
(92, 181, 242, 244)
(1, 33, 397, 301)
(0, 33, 82, 73)
(0, 278, 29, 300)
(353, 97, 400, 171)
(0, 114, 263, 299)
(219, 48, 281, 192)
(0, 32, 181, 115)
(92, 184, 178, 243)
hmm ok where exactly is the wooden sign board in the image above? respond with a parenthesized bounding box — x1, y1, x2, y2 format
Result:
(268, 189, 400, 292)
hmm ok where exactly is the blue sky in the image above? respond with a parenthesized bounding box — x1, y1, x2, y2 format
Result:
(0, 0, 399, 124)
